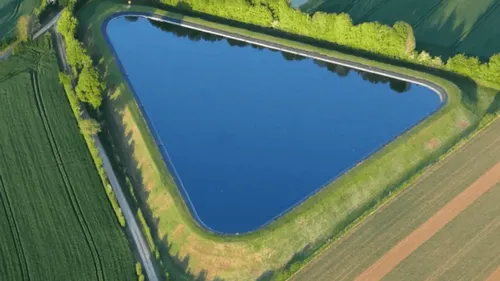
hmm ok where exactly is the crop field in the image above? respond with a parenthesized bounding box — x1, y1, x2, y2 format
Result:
(0, 0, 40, 39)
(76, 1, 500, 280)
(0, 36, 136, 281)
(301, 0, 500, 59)
(290, 118, 500, 281)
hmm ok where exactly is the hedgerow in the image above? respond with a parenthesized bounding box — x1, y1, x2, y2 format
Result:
(58, 8, 103, 109)
(159, 0, 500, 87)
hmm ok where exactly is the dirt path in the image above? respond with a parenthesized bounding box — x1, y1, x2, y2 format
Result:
(353, 162, 500, 281)
(485, 266, 500, 281)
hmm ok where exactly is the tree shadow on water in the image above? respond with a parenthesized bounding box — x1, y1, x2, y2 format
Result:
(89, 2, 500, 280)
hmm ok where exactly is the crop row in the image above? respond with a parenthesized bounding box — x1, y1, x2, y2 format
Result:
(0, 37, 136, 281)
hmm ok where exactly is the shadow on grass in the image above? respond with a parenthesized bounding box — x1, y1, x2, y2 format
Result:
(81, 1, 500, 280)
(311, 0, 500, 60)
(99, 96, 229, 281)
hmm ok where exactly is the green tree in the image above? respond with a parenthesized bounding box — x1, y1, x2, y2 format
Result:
(65, 38, 92, 71)
(57, 9, 78, 37)
(395, 21, 416, 54)
(76, 66, 104, 108)
(446, 54, 481, 77)
(487, 54, 500, 82)
(79, 118, 101, 136)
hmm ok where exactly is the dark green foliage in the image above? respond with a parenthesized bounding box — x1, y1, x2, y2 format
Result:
(76, 66, 104, 109)
(159, 0, 500, 88)
(0, 37, 135, 281)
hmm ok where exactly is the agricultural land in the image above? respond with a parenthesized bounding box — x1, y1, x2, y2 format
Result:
(74, 0, 500, 280)
(0, 0, 40, 43)
(0, 35, 136, 281)
(302, 0, 500, 60)
(290, 117, 500, 281)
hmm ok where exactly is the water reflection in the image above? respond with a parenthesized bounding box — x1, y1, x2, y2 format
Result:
(106, 16, 440, 233)
(146, 18, 411, 94)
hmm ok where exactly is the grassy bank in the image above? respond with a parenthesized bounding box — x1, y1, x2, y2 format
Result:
(77, 1, 499, 280)
(0, 35, 136, 281)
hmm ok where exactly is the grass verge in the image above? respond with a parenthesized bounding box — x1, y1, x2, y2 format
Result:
(77, 1, 500, 280)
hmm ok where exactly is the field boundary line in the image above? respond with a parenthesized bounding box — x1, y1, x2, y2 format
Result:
(103, 12, 450, 236)
(358, 0, 397, 23)
(52, 25, 160, 281)
(354, 162, 500, 281)
(0, 174, 31, 281)
(485, 266, 500, 281)
(331, 133, 500, 281)
(450, 0, 500, 50)
(30, 70, 105, 281)
(413, 0, 445, 29)
(287, 114, 500, 281)
(424, 215, 500, 281)
(320, 145, 488, 280)
(332, 146, 496, 281)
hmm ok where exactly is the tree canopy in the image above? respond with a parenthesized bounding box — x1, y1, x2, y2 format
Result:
(76, 66, 104, 109)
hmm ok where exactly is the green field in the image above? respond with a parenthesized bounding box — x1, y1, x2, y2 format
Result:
(0, 0, 40, 39)
(75, 1, 500, 280)
(0, 36, 136, 281)
(301, 0, 500, 59)
(290, 118, 500, 281)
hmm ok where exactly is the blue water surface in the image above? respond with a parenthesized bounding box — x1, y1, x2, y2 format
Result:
(105, 16, 442, 233)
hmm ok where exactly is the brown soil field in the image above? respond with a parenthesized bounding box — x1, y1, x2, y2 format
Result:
(355, 163, 500, 281)
(486, 266, 500, 281)
(290, 118, 500, 281)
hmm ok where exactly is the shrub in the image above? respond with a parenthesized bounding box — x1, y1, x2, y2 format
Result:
(75, 66, 104, 108)
(79, 118, 101, 136)
(17, 16, 31, 42)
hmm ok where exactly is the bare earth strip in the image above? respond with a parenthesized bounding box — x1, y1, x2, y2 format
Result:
(485, 266, 500, 281)
(354, 162, 500, 281)
(290, 119, 500, 281)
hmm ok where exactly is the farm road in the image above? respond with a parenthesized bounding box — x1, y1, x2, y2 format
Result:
(52, 25, 159, 281)
(354, 162, 500, 281)
(290, 118, 500, 281)
(95, 137, 159, 281)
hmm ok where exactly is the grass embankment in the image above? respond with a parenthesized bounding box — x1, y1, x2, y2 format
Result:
(0, 36, 136, 281)
(77, 1, 500, 280)
(290, 117, 500, 281)
(302, 0, 500, 59)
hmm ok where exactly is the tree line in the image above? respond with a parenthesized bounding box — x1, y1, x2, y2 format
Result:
(57, 5, 104, 109)
(158, 0, 500, 87)
(148, 18, 412, 93)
